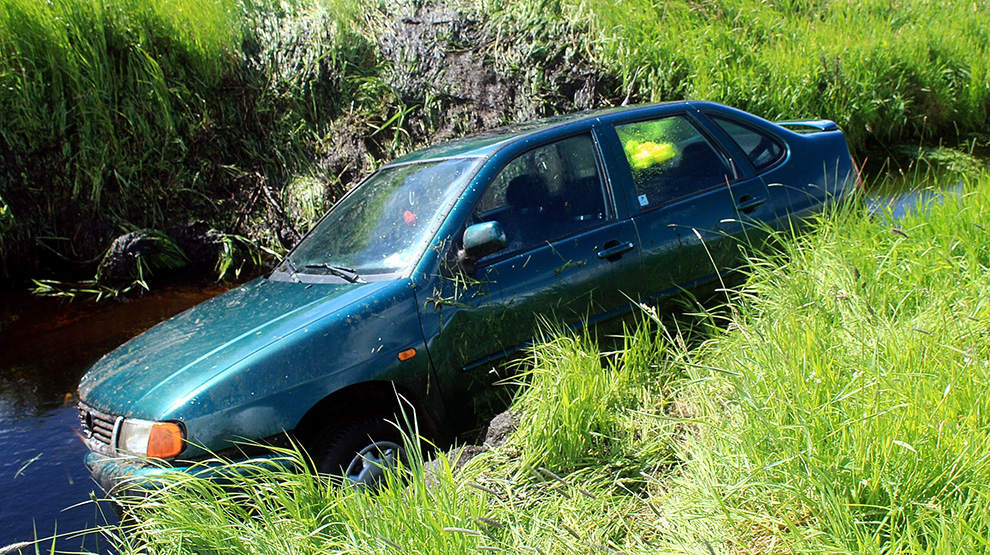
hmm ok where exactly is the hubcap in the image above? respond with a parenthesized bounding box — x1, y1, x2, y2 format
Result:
(344, 441, 402, 488)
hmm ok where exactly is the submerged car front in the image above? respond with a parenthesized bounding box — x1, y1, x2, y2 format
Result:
(78, 155, 484, 494)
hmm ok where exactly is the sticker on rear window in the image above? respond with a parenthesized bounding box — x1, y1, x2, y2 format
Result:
(638, 194, 649, 207)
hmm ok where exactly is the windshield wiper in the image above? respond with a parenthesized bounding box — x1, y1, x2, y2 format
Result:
(279, 256, 301, 283)
(304, 263, 365, 283)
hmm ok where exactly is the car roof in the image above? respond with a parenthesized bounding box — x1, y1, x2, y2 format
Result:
(388, 101, 695, 165)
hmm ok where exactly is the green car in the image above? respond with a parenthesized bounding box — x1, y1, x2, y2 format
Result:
(78, 101, 857, 491)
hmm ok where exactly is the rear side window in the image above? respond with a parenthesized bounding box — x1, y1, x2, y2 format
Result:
(710, 116, 784, 172)
(614, 116, 734, 212)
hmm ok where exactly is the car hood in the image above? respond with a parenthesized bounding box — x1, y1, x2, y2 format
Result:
(78, 277, 389, 419)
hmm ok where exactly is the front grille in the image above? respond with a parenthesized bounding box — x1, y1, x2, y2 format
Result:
(79, 403, 119, 456)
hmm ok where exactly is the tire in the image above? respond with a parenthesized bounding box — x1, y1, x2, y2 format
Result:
(309, 416, 406, 489)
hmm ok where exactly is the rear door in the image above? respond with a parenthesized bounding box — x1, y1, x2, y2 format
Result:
(701, 111, 856, 225)
(602, 112, 774, 302)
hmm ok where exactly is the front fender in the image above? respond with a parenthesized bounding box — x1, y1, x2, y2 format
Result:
(161, 279, 439, 457)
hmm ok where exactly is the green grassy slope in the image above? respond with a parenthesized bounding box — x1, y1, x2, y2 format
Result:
(101, 175, 990, 554)
(679, 178, 990, 552)
(2, 0, 988, 285)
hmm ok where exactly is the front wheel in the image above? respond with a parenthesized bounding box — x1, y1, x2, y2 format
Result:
(310, 417, 406, 489)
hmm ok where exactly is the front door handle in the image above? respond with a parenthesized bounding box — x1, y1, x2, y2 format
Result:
(597, 241, 635, 262)
(736, 195, 766, 214)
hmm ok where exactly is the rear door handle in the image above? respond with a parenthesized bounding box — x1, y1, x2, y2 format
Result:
(736, 195, 766, 214)
(597, 241, 635, 261)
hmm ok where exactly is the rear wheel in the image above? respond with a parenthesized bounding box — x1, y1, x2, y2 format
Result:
(310, 416, 406, 488)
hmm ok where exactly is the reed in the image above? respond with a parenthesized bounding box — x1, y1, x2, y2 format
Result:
(671, 174, 990, 552)
(93, 171, 990, 554)
(3, 0, 989, 284)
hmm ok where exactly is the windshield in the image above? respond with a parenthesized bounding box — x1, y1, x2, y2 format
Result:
(284, 158, 478, 279)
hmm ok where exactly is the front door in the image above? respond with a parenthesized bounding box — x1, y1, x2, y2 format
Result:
(417, 132, 640, 428)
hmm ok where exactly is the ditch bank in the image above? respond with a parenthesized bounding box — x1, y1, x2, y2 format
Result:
(0, 1, 617, 290)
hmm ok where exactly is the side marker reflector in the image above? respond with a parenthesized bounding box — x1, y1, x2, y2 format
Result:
(398, 348, 417, 361)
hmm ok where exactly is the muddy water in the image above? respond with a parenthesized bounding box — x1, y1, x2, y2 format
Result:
(0, 283, 229, 552)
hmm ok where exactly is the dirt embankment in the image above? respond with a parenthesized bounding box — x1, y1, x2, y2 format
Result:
(0, 2, 621, 290)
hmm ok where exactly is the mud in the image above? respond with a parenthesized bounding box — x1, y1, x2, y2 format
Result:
(377, 2, 620, 142)
(1, 1, 623, 289)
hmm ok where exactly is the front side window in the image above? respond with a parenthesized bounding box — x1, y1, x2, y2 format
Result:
(615, 116, 734, 211)
(470, 134, 608, 257)
(283, 158, 478, 280)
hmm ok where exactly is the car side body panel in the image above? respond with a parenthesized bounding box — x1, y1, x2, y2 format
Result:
(77, 101, 858, 493)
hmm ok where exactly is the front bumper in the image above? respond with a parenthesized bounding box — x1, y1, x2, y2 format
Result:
(85, 451, 172, 498)
(85, 450, 288, 500)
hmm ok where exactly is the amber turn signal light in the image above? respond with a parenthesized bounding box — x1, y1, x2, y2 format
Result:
(397, 348, 417, 361)
(147, 422, 184, 459)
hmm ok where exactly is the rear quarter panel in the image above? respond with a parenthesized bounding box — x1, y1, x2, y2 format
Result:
(759, 127, 858, 225)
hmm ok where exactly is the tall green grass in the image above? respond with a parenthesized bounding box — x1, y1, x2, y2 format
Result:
(88, 173, 990, 554)
(107, 443, 492, 554)
(508, 326, 674, 472)
(670, 177, 990, 552)
(483, 0, 990, 149)
(0, 0, 242, 202)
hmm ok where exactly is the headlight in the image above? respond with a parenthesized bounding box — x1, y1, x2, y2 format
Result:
(117, 418, 185, 459)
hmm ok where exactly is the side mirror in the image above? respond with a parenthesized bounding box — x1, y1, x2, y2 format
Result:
(458, 221, 507, 267)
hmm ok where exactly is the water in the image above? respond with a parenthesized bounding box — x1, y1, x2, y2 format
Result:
(866, 182, 966, 221)
(0, 283, 228, 552)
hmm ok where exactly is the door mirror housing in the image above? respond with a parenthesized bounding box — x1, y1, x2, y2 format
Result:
(458, 221, 507, 267)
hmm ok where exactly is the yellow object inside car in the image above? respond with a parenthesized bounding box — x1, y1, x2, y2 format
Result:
(624, 140, 678, 170)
